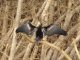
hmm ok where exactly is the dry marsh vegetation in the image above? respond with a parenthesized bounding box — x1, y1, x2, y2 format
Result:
(0, 0, 80, 60)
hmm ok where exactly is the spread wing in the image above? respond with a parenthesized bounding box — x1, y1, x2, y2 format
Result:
(44, 24, 67, 36)
(16, 21, 36, 35)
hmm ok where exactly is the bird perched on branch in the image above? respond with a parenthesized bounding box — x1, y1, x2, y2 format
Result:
(16, 20, 67, 42)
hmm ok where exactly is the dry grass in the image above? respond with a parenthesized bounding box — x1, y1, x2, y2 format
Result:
(0, 0, 80, 60)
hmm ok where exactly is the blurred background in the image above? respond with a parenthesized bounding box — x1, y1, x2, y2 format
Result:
(0, 0, 80, 60)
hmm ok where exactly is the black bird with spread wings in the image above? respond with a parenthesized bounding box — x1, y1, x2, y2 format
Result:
(16, 20, 67, 42)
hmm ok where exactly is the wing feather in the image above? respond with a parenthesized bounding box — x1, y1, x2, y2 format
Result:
(45, 25, 67, 36)
(16, 21, 35, 35)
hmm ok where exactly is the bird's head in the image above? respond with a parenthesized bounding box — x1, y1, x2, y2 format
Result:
(36, 22, 42, 28)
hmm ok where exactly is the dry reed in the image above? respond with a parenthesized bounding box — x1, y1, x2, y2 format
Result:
(0, 0, 80, 60)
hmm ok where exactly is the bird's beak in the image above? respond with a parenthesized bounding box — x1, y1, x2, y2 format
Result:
(36, 22, 41, 27)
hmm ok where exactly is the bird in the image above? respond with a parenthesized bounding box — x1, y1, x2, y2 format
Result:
(16, 20, 67, 42)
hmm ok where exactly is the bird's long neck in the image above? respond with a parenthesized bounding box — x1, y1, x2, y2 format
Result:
(35, 26, 43, 42)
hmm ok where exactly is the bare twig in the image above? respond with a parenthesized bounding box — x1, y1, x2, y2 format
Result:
(8, 0, 23, 60)
(2, 1, 9, 37)
(30, 45, 38, 60)
(22, 43, 34, 60)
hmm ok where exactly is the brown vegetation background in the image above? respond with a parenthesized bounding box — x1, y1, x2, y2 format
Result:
(0, 0, 80, 60)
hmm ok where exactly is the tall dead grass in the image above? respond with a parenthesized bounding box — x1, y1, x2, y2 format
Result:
(0, 0, 80, 60)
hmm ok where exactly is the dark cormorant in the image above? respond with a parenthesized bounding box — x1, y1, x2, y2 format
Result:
(16, 20, 67, 42)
